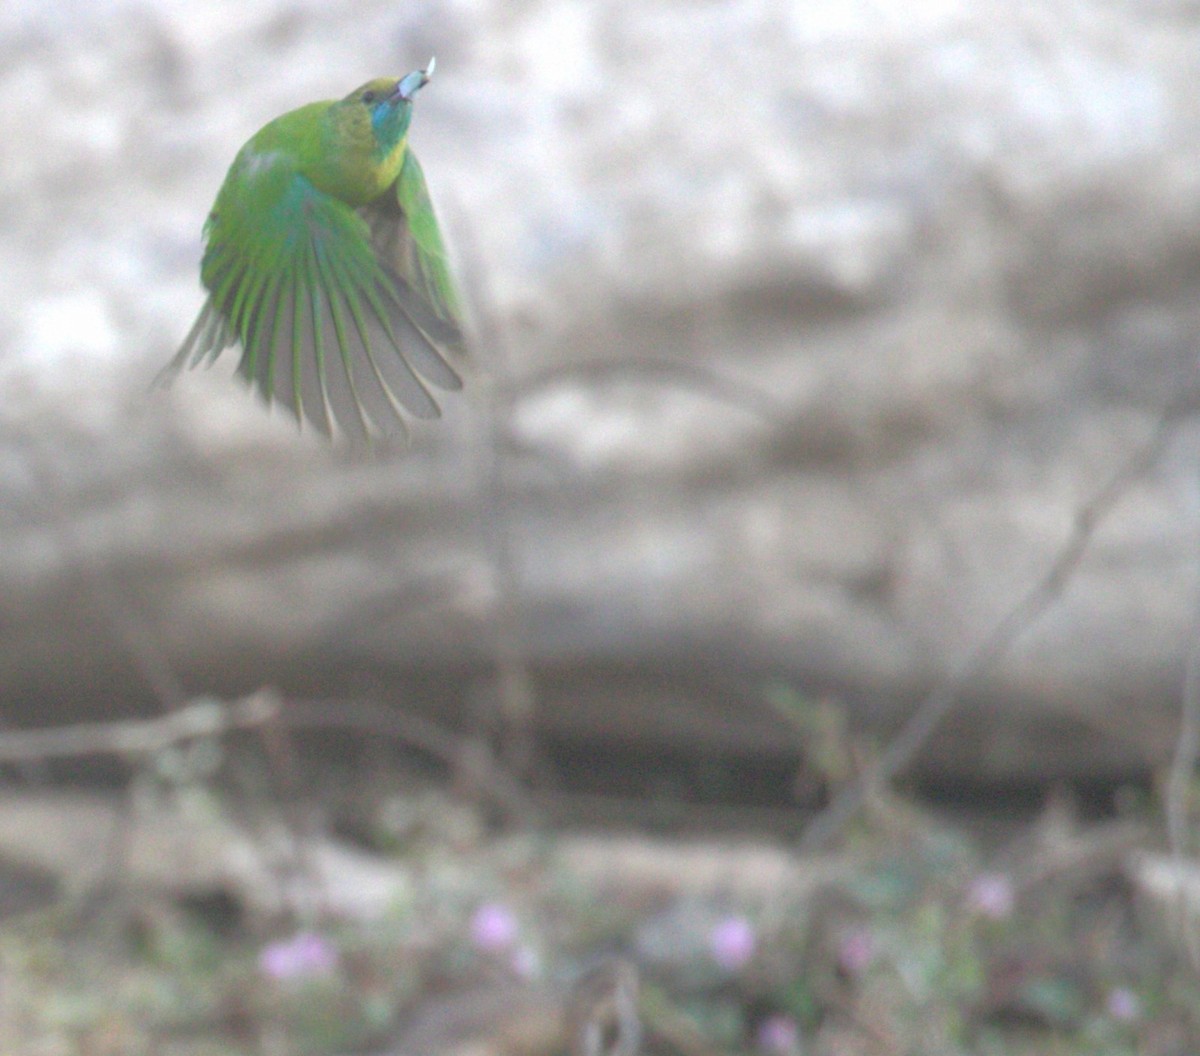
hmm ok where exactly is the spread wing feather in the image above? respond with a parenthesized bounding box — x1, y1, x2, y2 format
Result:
(161, 147, 463, 440)
(363, 149, 465, 371)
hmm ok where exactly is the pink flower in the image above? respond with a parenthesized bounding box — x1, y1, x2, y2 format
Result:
(756, 1014, 800, 1054)
(966, 873, 1015, 921)
(709, 915, 756, 971)
(836, 928, 875, 976)
(470, 902, 519, 952)
(258, 931, 339, 981)
(1106, 986, 1139, 1023)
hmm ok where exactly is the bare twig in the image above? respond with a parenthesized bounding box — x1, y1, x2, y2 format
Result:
(447, 207, 541, 778)
(799, 404, 1184, 853)
(283, 696, 538, 828)
(0, 690, 280, 762)
(1166, 478, 1200, 970)
(567, 959, 642, 1056)
(1011, 819, 1148, 896)
(637, 983, 728, 1056)
(5, 421, 221, 911)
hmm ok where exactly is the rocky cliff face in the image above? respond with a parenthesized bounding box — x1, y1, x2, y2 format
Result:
(2, 0, 1198, 783)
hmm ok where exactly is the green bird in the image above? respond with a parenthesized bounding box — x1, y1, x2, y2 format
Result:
(161, 61, 464, 440)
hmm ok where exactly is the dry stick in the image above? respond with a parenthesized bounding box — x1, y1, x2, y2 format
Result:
(1166, 489, 1200, 970)
(0, 687, 538, 910)
(9, 425, 197, 912)
(1012, 819, 1147, 896)
(639, 987, 728, 1056)
(246, 695, 338, 921)
(283, 696, 538, 828)
(799, 404, 1185, 854)
(0, 691, 280, 762)
(448, 209, 540, 779)
(447, 208, 790, 778)
(0, 679, 303, 924)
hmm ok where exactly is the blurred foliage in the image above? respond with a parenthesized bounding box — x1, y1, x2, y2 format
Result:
(0, 688, 1195, 1055)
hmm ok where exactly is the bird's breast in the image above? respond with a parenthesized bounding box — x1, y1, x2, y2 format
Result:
(312, 113, 407, 206)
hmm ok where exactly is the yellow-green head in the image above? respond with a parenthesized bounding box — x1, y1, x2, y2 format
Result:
(311, 63, 435, 206)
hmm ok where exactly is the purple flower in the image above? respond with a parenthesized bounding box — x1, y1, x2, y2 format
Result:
(966, 872, 1015, 921)
(836, 928, 875, 976)
(470, 902, 519, 953)
(1106, 986, 1140, 1023)
(756, 1014, 800, 1054)
(258, 931, 339, 981)
(709, 915, 756, 971)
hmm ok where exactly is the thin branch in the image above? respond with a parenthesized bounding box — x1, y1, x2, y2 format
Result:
(1166, 469, 1200, 970)
(449, 206, 540, 776)
(0, 685, 535, 832)
(282, 697, 538, 828)
(799, 404, 1184, 853)
(638, 983, 728, 1056)
(0, 690, 280, 762)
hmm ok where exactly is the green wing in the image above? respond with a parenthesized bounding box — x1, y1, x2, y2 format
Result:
(363, 148, 465, 349)
(165, 147, 461, 440)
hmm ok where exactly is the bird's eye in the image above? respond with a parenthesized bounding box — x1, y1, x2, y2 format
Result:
(362, 90, 377, 104)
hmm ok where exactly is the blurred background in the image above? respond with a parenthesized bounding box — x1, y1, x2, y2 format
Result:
(2, 0, 1200, 1052)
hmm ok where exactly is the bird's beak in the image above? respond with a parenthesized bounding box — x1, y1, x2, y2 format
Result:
(396, 57, 436, 101)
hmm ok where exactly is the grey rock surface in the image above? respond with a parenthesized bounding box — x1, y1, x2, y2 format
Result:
(2, 0, 1199, 783)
